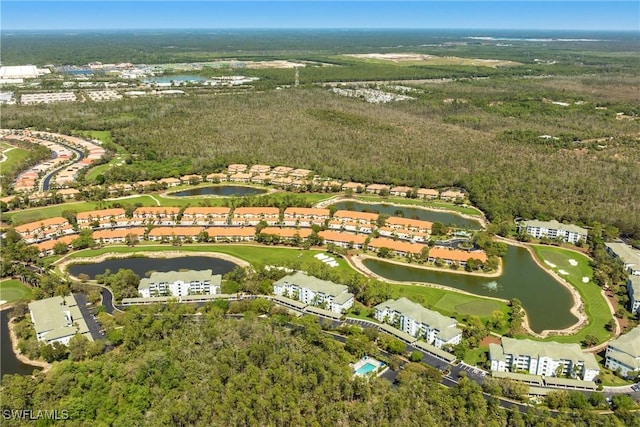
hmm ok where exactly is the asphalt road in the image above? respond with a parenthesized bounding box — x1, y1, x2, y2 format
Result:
(40, 143, 85, 191)
(74, 293, 105, 341)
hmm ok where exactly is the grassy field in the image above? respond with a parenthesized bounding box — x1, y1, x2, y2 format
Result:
(530, 245, 613, 345)
(0, 279, 33, 303)
(6, 201, 102, 225)
(391, 283, 510, 328)
(0, 145, 30, 175)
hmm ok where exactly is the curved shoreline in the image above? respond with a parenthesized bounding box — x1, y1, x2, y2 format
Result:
(356, 253, 502, 278)
(314, 196, 487, 228)
(347, 254, 509, 305)
(1, 305, 52, 373)
(56, 250, 251, 277)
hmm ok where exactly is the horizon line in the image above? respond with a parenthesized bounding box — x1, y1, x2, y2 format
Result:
(2, 27, 638, 32)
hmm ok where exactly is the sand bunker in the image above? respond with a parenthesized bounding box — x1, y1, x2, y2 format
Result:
(544, 260, 557, 268)
(0, 300, 6, 305)
(568, 259, 578, 266)
(558, 270, 569, 275)
(582, 277, 589, 283)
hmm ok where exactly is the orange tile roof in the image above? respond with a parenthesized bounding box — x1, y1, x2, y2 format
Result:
(233, 207, 280, 216)
(284, 207, 330, 217)
(260, 227, 313, 238)
(318, 230, 367, 245)
(77, 208, 126, 221)
(15, 217, 69, 233)
(148, 227, 204, 237)
(429, 247, 487, 263)
(369, 237, 425, 255)
(385, 216, 433, 230)
(134, 207, 180, 215)
(333, 210, 379, 222)
(93, 227, 146, 239)
(204, 227, 256, 237)
(35, 235, 76, 251)
(182, 207, 231, 216)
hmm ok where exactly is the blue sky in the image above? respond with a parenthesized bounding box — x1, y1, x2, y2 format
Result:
(2, 1, 638, 31)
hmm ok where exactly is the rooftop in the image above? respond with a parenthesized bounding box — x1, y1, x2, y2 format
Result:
(28, 295, 92, 343)
(499, 337, 599, 370)
(375, 297, 457, 331)
(274, 271, 350, 298)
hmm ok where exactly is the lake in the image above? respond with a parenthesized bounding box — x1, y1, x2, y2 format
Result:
(363, 244, 577, 333)
(169, 185, 267, 197)
(68, 256, 240, 280)
(0, 309, 42, 380)
(331, 200, 481, 229)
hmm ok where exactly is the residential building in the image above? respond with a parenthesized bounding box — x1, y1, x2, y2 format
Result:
(132, 207, 180, 225)
(158, 177, 181, 187)
(229, 172, 252, 183)
(366, 183, 390, 194)
(605, 243, 640, 275)
(489, 337, 600, 381)
(342, 182, 364, 193)
(148, 227, 203, 242)
(368, 237, 426, 257)
(604, 326, 640, 378)
(519, 220, 588, 244)
(318, 230, 368, 249)
(93, 227, 145, 244)
(273, 271, 354, 313)
(249, 164, 271, 175)
(440, 189, 465, 201)
(259, 227, 312, 241)
(181, 207, 231, 226)
(283, 207, 330, 227)
(417, 188, 439, 200)
(138, 269, 221, 298)
(28, 295, 93, 345)
(628, 276, 640, 314)
(251, 174, 272, 184)
(228, 164, 248, 173)
(333, 210, 379, 225)
(35, 235, 76, 256)
(272, 166, 293, 176)
(77, 208, 127, 228)
(385, 216, 433, 233)
(231, 207, 280, 226)
(390, 186, 413, 197)
(428, 247, 488, 266)
(374, 297, 462, 349)
(14, 217, 73, 243)
(204, 226, 256, 242)
(180, 174, 202, 184)
(290, 168, 313, 179)
(205, 173, 228, 183)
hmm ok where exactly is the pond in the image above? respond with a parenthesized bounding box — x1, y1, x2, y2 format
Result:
(169, 185, 268, 197)
(67, 256, 240, 280)
(0, 309, 42, 379)
(363, 244, 577, 333)
(331, 201, 481, 229)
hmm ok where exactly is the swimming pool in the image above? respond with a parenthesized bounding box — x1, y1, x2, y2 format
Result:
(355, 362, 378, 376)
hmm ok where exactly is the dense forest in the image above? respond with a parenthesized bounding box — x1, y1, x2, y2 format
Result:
(2, 306, 638, 426)
(2, 73, 639, 236)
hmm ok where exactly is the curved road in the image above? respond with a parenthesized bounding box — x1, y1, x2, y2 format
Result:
(40, 143, 85, 191)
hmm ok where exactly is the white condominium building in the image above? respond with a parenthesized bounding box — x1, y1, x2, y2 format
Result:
(138, 269, 221, 298)
(489, 337, 600, 381)
(374, 297, 462, 349)
(519, 219, 588, 244)
(273, 271, 354, 314)
(605, 326, 640, 378)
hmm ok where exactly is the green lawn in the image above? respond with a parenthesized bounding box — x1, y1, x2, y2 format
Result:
(6, 202, 102, 225)
(0, 279, 33, 303)
(463, 346, 489, 367)
(391, 283, 510, 326)
(0, 145, 31, 175)
(530, 245, 613, 345)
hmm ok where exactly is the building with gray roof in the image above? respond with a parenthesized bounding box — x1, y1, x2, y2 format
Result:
(374, 297, 462, 349)
(519, 219, 588, 244)
(138, 269, 221, 298)
(273, 271, 354, 313)
(489, 337, 599, 382)
(605, 242, 640, 276)
(28, 294, 93, 345)
(605, 326, 640, 378)
(628, 276, 640, 314)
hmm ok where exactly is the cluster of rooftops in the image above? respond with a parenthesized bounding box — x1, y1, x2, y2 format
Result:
(15, 205, 489, 266)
